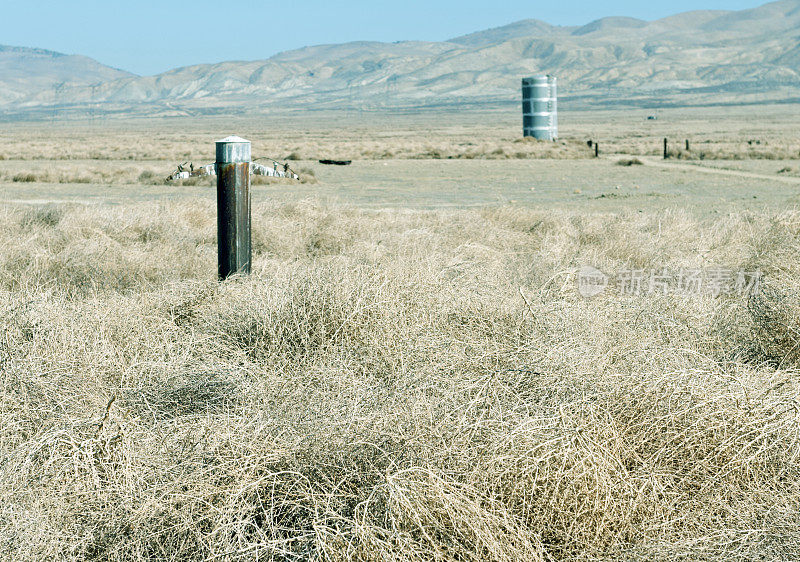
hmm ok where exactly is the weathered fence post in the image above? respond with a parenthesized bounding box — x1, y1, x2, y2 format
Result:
(595, 142, 599, 158)
(663, 138, 668, 159)
(685, 139, 690, 151)
(216, 135, 251, 280)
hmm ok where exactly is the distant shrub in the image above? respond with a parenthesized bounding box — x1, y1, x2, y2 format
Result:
(137, 170, 166, 185)
(297, 167, 318, 184)
(12, 173, 38, 183)
(20, 205, 64, 228)
(64, 176, 92, 184)
(176, 176, 214, 187)
(616, 158, 644, 166)
(250, 175, 280, 185)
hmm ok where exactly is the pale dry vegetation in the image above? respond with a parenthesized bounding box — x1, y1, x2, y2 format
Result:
(1, 108, 799, 174)
(1, 200, 799, 560)
(0, 163, 316, 187)
(664, 143, 800, 161)
(284, 137, 593, 161)
(0, 129, 593, 163)
(615, 158, 644, 166)
(610, 137, 800, 161)
(8, 131, 796, 164)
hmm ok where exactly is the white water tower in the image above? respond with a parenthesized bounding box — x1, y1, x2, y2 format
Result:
(522, 75, 558, 141)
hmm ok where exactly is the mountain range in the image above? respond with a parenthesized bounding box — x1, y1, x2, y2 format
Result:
(2, 0, 800, 119)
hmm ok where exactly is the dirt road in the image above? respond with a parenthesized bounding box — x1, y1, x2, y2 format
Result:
(638, 156, 800, 185)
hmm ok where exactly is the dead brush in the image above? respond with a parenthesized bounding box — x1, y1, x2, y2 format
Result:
(166, 282, 219, 327)
(251, 175, 299, 186)
(172, 175, 215, 187)
(127, 371, 241, 419)
(12, 173, 38, 183)
(202, 267, 400, 366)
(711, 212, 800, 368)
(746, 282, 800, 367)
(296, 167, 317, 184)
(616, 157, 644, 166)
(2, 202, 800, 561)
(0, 204, 211, 296)
(355, 468, 548, 561)
(136, 170, 166, 185)
(19, 205, 64, 228)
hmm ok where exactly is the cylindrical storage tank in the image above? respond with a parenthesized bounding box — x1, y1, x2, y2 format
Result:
(522, 75, 557, 141)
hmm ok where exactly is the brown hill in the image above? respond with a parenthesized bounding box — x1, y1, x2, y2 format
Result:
(3, 0, 800, 118)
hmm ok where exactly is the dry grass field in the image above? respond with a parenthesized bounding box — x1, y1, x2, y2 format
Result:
(1, 105, 800, 561)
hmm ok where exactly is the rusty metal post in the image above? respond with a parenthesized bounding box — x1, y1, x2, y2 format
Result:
(216, 136, 251, 280)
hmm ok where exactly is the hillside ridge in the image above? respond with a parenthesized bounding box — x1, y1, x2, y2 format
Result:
(3, 0, 800, 118)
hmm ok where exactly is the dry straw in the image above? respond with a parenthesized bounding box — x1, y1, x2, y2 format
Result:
(0, 201, 799, 560)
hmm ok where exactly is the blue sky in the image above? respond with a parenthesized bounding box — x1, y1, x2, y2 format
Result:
(0, 0, 770, 76)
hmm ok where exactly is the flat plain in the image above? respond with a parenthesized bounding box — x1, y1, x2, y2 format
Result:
(1, 104, 800, 561)
(2, 104, 799, 210)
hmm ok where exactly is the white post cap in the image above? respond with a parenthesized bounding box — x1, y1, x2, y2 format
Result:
(216, 135, 251, 163)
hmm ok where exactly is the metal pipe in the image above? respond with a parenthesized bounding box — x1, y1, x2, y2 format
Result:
(216, 135, 251, 280)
